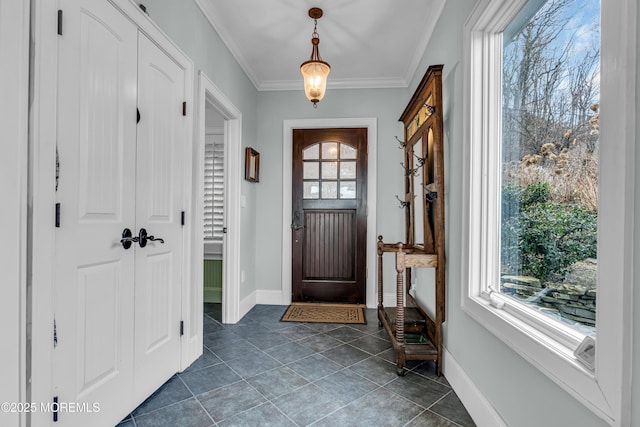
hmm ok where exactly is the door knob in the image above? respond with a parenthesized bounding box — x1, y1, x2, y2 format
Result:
(138, 228, 165, 248)
(120, 228, 138, 249)
(291, 211, 305, 230)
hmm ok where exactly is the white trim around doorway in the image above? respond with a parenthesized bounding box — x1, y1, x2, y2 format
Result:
(281, 118, 378, 308)
(196, 72, 243, 326)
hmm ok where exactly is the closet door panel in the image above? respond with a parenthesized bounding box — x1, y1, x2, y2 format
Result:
(133, 32, 185, 402)
(53, 1, 138, 425)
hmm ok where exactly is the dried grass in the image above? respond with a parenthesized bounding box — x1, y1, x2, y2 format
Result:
(504, 136, 599, 211)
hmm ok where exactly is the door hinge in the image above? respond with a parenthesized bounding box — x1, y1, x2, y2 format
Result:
(181, 211, 185, 226)
(53, 317, 58, 348)
(223, 227, 227, 234)
(180, 320, 184, 336)
(137, 108, 141, 124)
(182, 102, 187, 116)
(55, 203, 61, 228)
(57, 10, 63, 36)
(52, 396, 59, 422)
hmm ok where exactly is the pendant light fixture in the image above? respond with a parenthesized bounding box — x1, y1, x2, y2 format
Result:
(300, 7, 330, 108)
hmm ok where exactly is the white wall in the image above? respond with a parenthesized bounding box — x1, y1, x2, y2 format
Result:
(254, 88, 407, 302)
(140, 0, 259, 303)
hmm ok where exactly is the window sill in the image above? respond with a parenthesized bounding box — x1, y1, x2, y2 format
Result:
(461, 292, 614, 423)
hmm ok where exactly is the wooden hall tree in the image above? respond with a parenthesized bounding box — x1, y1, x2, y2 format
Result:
(377, 65, 445, 376)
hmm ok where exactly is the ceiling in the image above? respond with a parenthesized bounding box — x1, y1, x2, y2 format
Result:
(194, 0, 446, 91)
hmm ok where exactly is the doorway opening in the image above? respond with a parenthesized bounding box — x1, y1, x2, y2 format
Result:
(196, 71, 243, 328)
(203, 106, 225, 322)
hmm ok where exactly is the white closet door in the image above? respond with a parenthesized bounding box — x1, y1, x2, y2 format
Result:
(133, 32, 185, 402)
(53, 0, 138, 425)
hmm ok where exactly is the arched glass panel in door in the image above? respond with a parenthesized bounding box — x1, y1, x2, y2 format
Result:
(302, 141, 357, 200)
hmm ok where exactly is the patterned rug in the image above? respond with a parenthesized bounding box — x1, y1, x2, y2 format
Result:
(280, 303, 366, 324)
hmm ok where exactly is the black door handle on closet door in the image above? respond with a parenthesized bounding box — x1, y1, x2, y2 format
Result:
(138, 228, 165, 248)
(120, 228, 139, 249)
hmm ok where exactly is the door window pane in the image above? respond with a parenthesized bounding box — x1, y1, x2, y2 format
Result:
(340, 144, 357, 159)
(303, 182, 320, 199)
(322, 182, 338, 199)
(322, 142, 338, 159)
(303, 143, 320, 160)
(340, 181, 356, 199)
(340, 161, 356, 179)
(322, 162, 338, 180)
(304, 162, 319, 179)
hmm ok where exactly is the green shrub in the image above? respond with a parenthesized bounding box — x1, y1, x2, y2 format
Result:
(501, 183, 597, 281)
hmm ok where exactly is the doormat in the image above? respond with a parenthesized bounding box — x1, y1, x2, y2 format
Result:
(280, 303, 366, 324)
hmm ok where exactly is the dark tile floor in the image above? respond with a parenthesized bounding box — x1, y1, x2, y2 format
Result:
(117, 304, 475, 427)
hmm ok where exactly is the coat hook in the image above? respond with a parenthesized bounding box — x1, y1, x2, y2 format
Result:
(414, 153, 426, 168)
(419, 98, 436, 115)
(424, 182, 438, 202)
(394, 136, 406, 149)
(400, 162, 420, 177)
(395, 195, 411, 209)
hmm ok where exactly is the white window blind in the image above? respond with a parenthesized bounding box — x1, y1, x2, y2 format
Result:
(204, 135, 224, 241)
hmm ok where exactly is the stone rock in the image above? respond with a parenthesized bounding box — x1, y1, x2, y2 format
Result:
(563, 258, 597, 288)
(501, 275, 542, 288)
(501, 282, 542, 297)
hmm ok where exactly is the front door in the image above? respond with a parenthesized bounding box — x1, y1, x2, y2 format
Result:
(292, 128, 368, 304)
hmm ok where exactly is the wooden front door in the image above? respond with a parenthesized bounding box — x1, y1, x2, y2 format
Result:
(292, 128, 368, 304)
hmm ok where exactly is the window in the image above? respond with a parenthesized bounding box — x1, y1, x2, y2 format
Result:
(204, 134, 224, 241)
(462, 0, 634, 422)
(302, 141, 357, 200)
(500, 1, 600, 333)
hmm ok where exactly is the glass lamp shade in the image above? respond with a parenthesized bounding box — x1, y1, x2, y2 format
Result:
(300, 59, 330, 105)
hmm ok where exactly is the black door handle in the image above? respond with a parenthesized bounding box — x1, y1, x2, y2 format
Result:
(121, 228, 138, 249)
(138, 228, 165, 248)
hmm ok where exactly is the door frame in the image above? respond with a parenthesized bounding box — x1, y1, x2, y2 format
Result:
(282, 118, 378, 308)
(30, 1, 195, 423)
(0, 1, 29, 426)
(196, 71, 243, 328)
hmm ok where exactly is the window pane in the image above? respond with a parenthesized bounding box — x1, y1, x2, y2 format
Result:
(340, 181, 356, 199)
(340, 144, 356, 159)
(303, 182, 320, 199)
(304, 162, 319, 179)
(322, 182, 338, 199)
(500, 0, 599, 333)
(340, 161, 356, 179)
(322, 142, 338, 159)
(322, 161, 338, 179)
(303, 144, 319, 160)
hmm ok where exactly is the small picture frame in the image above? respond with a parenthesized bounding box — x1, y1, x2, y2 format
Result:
(245, 147, 260, 182)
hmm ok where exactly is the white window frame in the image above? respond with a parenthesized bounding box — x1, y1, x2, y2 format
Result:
(460, 0, 635, 424)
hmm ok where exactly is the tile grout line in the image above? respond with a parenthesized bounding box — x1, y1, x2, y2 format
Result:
(425, 390, 467, 427)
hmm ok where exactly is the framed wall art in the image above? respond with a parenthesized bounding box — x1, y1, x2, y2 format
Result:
(245, 147, 260, 182)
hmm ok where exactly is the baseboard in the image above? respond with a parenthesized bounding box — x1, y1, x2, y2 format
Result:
(256, 289, 285, 306)
(443, 347, 507, 427)
(238, 291, 256, 321)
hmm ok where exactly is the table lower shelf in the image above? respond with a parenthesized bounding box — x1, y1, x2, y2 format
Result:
(378, 306, 440, 375)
